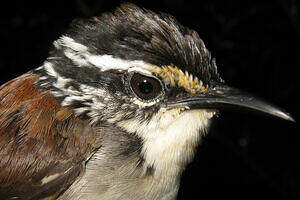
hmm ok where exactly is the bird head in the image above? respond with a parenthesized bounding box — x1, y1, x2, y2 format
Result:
(34, 3, 293, 173)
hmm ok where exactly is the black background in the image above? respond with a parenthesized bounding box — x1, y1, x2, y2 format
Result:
(0, 0, 299, 199)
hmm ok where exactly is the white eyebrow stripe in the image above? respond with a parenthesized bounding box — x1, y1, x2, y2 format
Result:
(87, 55, 155, 74)
(127, 65, 152, 75)
(54, 36, 156, 74)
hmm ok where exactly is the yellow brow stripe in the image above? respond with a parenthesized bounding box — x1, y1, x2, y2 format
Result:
(156, 65, 208, 94)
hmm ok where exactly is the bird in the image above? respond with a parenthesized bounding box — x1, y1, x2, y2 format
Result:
(0, 3, 294, 200)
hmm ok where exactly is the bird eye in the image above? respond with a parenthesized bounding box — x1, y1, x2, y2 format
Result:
(130, 73, 163, 101)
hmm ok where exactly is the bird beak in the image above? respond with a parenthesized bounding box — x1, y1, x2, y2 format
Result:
(164, 84, 295, 122)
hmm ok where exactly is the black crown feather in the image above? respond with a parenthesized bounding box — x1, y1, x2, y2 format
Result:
(61, 3, 222, 85)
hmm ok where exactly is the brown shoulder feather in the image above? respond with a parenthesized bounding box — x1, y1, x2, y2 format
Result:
(0, 71, 100, 199)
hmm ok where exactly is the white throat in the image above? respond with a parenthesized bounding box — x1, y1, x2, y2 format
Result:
(118, 108, 215, 178)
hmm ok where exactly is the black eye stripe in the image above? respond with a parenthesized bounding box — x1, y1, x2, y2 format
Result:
(130, 73, 163, 101)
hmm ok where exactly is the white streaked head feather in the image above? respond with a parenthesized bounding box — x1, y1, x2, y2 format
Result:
(54, 36, 157, 74)
(44, 61, 57, 77)
(54, 36, 88, 52)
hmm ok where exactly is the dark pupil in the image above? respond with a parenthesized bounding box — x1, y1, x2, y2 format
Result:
(139, 80, 153, 94)
(130, 73, 162, 101)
